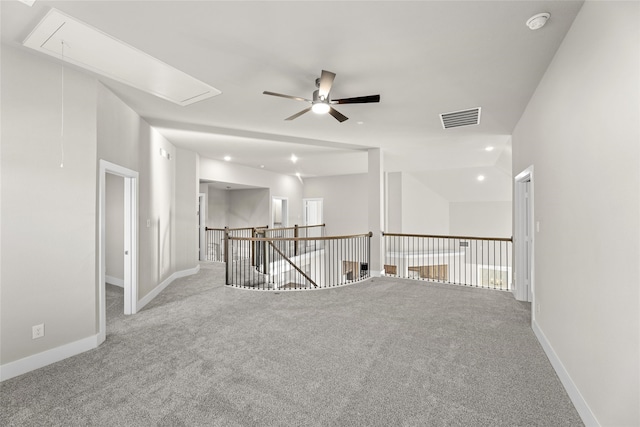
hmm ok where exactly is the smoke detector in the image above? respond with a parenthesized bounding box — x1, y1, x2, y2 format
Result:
(526, 13, 550, 30)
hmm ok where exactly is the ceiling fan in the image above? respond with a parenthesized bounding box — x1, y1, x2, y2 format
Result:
(263, 70, 380, 122)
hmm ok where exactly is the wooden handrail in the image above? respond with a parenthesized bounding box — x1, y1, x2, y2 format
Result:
(206, 225, 268, 232)
(382, 231, 512, 242)
(230, 231, 372, 242)
(258, 223, 326, 232)
(268, 241, 318, 288)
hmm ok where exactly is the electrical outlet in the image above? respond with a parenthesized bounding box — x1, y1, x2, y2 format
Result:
(536, 303, 541, 314)
(32, 323, 45, 339)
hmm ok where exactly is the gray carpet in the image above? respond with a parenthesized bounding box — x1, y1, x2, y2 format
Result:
(1, 262, 583, 426)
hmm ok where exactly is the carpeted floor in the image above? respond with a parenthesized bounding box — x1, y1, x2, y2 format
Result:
(1, 262, 583, 426)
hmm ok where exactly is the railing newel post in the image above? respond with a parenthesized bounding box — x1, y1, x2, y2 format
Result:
(251, 228, 256, 267)
(224, 226, 230, 285)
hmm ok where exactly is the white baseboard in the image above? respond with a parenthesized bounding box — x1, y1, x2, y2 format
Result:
(532, 320, 600, 427)
(370, 269, 384, 278)
(137, 264, 200, 311)
(0, 334, 99, 382)
(105, 275, 124, 287)
(0, 265, 201, 382)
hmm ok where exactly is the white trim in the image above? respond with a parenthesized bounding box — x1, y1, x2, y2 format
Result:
(137, 264, 201, 311)
(198, 192, 207, 261)
(105, 275, 124, 287)
(302, 198, 323, 227)
(370, 269, 384, 278)
(514, 166, 534, 304)
(0, 264, 201, 382)
(0, 334, 99, 382)
(272, 196, 288, 228)
(532, 321, 600, 427)
(99, 160, 138, 344)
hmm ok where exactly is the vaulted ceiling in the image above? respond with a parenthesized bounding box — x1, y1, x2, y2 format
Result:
(2, 0, 584, 201)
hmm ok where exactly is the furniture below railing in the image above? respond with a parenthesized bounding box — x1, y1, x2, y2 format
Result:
(383, 232, 512, 291)
(226, 231, 371, 291)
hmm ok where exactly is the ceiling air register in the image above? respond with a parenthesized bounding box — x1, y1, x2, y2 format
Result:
(440, 107, 482, 129)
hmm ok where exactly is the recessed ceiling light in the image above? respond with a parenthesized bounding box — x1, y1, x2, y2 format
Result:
(357, 121, 364, 125)
(477, 175, 485, 182)
(526, 13, 550, 30)
(260, 165, 265, 168)
(224, 155, 231, 161)
(485, 146, 494, 152)
(290, 154, 298, 163)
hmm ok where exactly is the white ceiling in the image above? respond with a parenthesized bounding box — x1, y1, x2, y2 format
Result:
(2, 0, 584, 201)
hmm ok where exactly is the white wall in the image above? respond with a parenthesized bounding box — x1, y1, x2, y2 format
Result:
(449, 201, 511, 238)
(199, 157, 303, 227)
(386, 172, 449, 235)
(97, 85, 199, 298)
(1, 46, 98, 364)
(174, 149, 199, 272)
(512, 2, 639, 425)
(228, 189, 270, 229)
(106, 173, 124, 283)
(205, 186, 229, 227)
(402, 172, 449, 235)
(386, 172, 403, 232)
(303, 174, 369, 236)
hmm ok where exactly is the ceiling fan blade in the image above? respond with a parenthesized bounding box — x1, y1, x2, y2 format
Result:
(328, 107, 348, 123)
(332, 94, 381, 104)
(285, 107, 312, 121)
(318, 70, 336, 99)
(263, 91, 311, 103)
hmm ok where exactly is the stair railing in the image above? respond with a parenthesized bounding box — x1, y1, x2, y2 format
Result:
(226, 231, 372, 290)
(383, 232, 513, 290)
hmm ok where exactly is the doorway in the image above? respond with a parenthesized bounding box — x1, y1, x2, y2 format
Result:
(98, 160, 138, 345)
(272, 196, 288, 228)
(198, 192, 206, 261)
(514, 166, 534, 306)
(303, 198, 323, 236)
(105, 174, 125, 326)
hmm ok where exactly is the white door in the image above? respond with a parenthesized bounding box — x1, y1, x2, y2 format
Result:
(303, 199, 323, 225)
(514, 167, 534, 304)
(303, 199, 323, 237)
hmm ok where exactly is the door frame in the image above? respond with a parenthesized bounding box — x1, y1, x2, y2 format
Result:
(272, 196, 288, 228)
(98, 160, 138, 344)
(303, 198, 323, 226)
(514, 166, 534, 307)
(198, 192, 207, 261)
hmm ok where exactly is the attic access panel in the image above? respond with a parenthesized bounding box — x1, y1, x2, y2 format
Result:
(23, 9, 221, 106)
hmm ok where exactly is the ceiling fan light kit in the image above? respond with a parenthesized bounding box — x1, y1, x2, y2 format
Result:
(263, 70, 380, 122)
(312, 102, 330, 114)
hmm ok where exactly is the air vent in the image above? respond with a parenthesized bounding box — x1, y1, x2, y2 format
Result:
(23, 9, 221, 106)
(440, 107, 481, 129)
